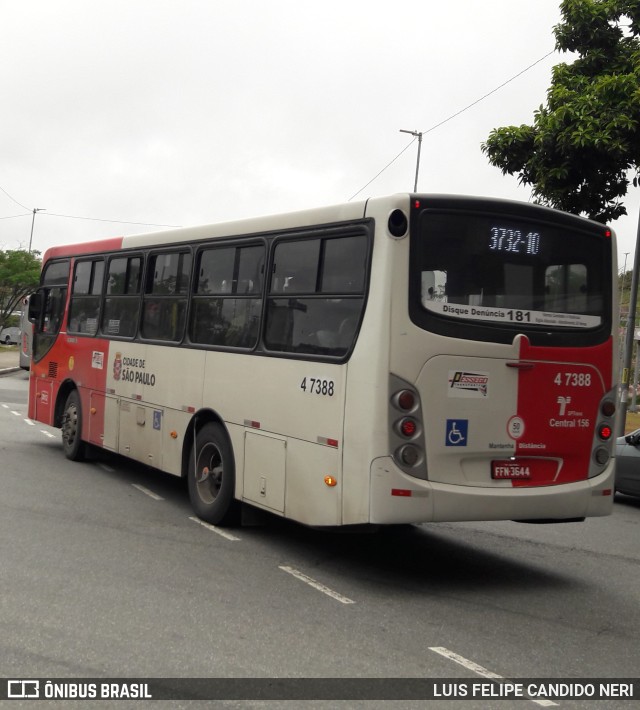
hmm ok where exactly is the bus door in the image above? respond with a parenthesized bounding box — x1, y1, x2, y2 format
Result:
(28, 284, 68, 425)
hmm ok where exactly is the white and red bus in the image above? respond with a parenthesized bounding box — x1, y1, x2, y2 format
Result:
(27, 194, 618, 526)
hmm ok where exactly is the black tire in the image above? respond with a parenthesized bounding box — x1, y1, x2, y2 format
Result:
(188, 422, 238, 525)
(61, 390, 86, 461)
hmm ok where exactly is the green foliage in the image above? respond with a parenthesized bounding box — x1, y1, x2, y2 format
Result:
(482, 0, 640, 223)
(0, 249, 41, 329)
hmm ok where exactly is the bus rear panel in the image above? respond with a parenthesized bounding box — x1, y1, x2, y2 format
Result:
(370, 195, 616, 524)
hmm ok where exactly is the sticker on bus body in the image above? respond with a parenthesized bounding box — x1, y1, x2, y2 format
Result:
(445, 419, 468, 446)
(448, 370, 489, 398)
(426, 302, 601, 329)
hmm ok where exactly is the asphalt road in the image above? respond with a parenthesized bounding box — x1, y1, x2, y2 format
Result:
(1, 369, 639, 709)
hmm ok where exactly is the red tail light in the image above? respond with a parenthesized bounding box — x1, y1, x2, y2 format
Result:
(601, 400, 615, 417)
(397, 390, 415, 411)
(390, 378, 425, 474)
(399, 418, 418, 437)
(598, 424, 613, 441)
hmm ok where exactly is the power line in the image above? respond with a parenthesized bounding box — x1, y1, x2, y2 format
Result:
(0, 213, 30, 220)
(45, 212, 181, 228)
(348, 50, 555, 201)
(420, 51, 554, 138)
(0, 184, 181, 228)
(0, 185, 31, 211)
(348, 139, 418, 201)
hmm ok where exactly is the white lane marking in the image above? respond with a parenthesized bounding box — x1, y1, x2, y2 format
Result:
(279, 565, 355, 605)
(40, 430, 55, 438)
(132, 483, 164, 501)
(10, 410, 20, 416)
(189, 516, 241, 541)
(429, 647, 557, 707)
(430, 647, 502, 679)
(24, 418, 34, 426)
(98, 463, 115, 473)
(1, 404, 9, 409)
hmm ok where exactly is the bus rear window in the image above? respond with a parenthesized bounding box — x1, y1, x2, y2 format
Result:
(413, 210, 608, 334)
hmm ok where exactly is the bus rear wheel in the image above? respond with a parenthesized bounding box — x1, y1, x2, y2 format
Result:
(62, 390, 85, 461)
(188, 422, 238, 526)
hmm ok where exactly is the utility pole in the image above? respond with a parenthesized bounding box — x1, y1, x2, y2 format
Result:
(618, 214, 640, 436)
(399, 129, 423, 192)
(28, 208, 45, 253)
(621, 252, 629, 305)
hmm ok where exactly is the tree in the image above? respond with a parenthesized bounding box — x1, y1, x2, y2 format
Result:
(0, 250, 41, 329)
(482, 0, 640, 223)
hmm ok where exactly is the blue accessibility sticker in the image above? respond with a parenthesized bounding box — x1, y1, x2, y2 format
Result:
(446, 419, 468, 447)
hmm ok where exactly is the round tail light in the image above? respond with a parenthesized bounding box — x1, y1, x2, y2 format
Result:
(399, 418, 418, 438)
(396, 390, 415, 411)
(598, 424, 613, 441)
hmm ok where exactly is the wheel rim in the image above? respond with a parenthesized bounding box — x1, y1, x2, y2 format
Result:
(63, 403, 79, 449)
(195, 441, 223, 504)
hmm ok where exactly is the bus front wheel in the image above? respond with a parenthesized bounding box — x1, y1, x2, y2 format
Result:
(188, 422, 238, 526)
(62, 390, 85, 461)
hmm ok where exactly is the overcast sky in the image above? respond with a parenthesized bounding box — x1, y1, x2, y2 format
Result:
(2, 1, 638, 270)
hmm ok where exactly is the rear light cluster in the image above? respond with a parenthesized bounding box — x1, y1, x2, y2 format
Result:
(591, 395, 616, 471)
(389, 375, 427, 477)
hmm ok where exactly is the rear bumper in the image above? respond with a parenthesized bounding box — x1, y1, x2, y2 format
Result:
(370, 457, 615, 524)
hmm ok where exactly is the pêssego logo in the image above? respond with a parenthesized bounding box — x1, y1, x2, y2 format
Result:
(449, 371, 488, 396)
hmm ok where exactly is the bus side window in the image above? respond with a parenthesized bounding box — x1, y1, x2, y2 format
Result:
(68, 259, 104, 335)
(264, 302, 294, 350)
(142, 251, 191, 341)
(102, 255, 142, 338)
(271, 240, 321, 294)
(190, 244, 264, 349)
(265, 234, 367, 357)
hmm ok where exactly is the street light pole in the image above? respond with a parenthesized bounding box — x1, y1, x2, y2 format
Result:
(28, 208, 45, 253)
(399, 129, 423, 192)
(621, 252, 629, 305)
(618, 211, 640, 436)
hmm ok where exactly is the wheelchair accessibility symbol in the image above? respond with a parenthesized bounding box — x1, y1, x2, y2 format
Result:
(446, 419, 468, 447)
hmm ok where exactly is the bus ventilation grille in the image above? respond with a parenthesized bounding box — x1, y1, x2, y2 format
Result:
(48, 362, 58, 379)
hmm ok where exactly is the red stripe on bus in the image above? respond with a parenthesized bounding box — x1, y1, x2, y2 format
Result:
(512, 337, 613, 487)
(42, 237, 124, 262)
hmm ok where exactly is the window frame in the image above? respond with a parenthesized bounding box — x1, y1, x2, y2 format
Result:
(100, 253, 144, 339)
(263, 230, 370, 359)
(67, 257, 105, 336)
(140, 247, 193, 343)
(189, 240, 266, 350)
